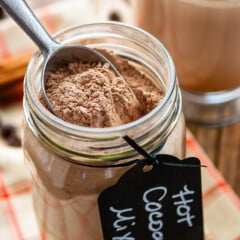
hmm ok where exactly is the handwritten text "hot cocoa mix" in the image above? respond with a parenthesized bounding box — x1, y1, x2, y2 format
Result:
(110, 185, 195, 240)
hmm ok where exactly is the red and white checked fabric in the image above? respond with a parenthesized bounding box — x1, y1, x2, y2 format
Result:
(1, 103, 240, 240)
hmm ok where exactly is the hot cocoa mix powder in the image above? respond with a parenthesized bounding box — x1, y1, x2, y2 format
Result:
(44, 50, 164, 127)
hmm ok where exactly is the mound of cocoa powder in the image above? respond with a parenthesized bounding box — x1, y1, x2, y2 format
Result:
(45, 50, 164, 127)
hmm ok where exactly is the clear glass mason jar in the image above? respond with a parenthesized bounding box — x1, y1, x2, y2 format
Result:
(22, 22, 185, 240)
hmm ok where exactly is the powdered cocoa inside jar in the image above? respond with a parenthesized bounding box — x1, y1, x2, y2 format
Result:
(45, 50, 164, 127)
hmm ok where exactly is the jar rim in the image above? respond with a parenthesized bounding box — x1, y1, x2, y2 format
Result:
(178, 0, 240, 8)
(25, 21, 177, 138)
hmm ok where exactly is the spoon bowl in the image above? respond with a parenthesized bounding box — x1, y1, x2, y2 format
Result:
(42, 44, 122, 111)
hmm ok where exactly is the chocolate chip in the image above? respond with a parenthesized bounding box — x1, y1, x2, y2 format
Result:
(108, 12, 122, 22)
(0, 120, 21, 147)
(7, 134, 21, 147)
(1, 124, 15, 139)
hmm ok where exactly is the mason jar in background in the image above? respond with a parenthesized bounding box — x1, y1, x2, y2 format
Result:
(22, 22, 185, 240)
(136, 0, 240, 126)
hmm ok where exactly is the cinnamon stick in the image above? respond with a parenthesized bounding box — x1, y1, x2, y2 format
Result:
(0, 52, 33, 105)
(0, 52, 32, 87)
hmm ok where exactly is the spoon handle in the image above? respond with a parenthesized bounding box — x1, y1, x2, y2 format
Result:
(0, 0, 59, 55)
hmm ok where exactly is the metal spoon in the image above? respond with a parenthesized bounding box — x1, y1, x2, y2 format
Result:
(0, 0, 121, 112)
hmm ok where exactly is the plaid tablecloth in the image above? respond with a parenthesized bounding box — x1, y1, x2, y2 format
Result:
(0, 1, 240, 239)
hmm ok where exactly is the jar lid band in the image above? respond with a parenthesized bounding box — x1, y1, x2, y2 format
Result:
(70, 136, 206, 169)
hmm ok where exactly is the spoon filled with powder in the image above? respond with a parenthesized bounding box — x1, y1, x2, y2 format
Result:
(0, 0, 123, 113)
(45, 50, 164, 128)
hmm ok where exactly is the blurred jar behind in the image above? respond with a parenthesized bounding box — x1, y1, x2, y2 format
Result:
(136, 0, 240, 126)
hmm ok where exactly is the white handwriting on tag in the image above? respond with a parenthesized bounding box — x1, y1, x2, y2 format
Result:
(110, 206, 136, 239)
(172, 185, 195, 227)
(98, 155, 204, 240)
(143, 186, 166, 239)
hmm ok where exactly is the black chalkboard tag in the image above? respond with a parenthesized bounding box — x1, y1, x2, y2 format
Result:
(98, 154, 204, 240)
